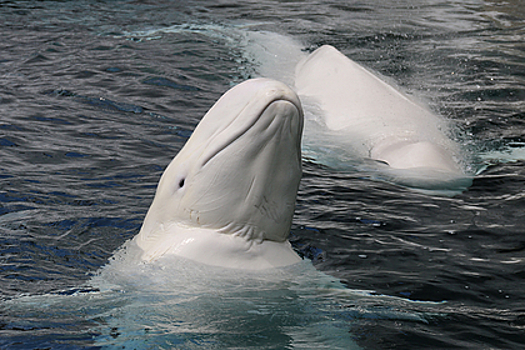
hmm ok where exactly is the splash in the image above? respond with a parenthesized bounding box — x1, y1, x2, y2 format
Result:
(1, 239, 448, 349)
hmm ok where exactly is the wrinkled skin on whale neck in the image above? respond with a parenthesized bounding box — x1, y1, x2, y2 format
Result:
(135, 79, 304, 266)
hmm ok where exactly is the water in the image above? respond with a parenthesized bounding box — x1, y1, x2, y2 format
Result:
(1, 0, 524, 349)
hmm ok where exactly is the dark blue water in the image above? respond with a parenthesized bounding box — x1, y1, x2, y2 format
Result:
(1, 1, 524, 349)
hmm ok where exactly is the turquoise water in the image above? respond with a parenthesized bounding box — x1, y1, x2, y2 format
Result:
(1, 1, 524, 349)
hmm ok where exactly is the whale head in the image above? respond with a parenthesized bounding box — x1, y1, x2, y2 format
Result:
(135, 78, 304, 265)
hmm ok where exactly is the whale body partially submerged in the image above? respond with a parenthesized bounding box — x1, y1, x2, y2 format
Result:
(295, 45, 471, 192)
(134, 78, 304, 269)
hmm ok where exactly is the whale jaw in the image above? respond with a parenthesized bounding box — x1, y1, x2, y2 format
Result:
(134, 79, 304, 269)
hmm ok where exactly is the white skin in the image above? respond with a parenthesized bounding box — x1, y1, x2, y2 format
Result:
(134, 78, 304, 269)
(295, 45, 463, 175)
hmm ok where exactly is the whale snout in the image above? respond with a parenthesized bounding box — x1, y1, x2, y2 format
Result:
(248, 92, 303, 156)
(242, 78, 303, 132)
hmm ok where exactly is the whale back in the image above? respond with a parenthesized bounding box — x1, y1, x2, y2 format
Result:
(295, 45, 436, 132)
(295, 45, 463, 176)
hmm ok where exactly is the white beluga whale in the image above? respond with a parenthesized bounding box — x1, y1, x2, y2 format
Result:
(0, 58, 447, 350)
(295, 45, 471, 192)
(133, 78, 304, 269)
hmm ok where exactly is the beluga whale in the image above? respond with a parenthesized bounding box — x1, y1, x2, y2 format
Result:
(1, 75, 440, 350)
(133, 78, 304, 269)
(295, 45, 471, 192)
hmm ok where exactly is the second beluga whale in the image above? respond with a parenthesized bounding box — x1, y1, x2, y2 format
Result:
(295, 45, 471, 192)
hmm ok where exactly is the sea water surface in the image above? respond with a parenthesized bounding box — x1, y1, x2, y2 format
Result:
(1, 0, 524, 349)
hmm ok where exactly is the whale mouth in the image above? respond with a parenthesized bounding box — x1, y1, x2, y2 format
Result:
(201, 98, 302, 168)
(196, 81, 303, 170)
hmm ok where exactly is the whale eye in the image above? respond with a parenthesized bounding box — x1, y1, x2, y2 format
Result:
(178, 178, 185, 188)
